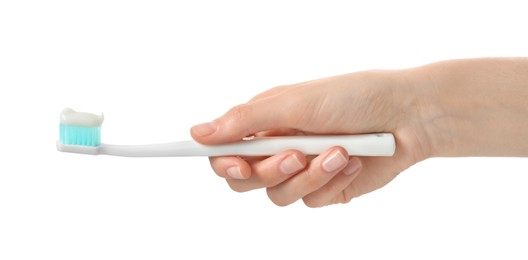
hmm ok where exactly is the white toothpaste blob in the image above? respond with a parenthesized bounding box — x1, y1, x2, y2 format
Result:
(60, 108, 104, 126)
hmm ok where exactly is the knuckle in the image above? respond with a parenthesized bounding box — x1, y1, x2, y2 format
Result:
(302, 197, 325, 208)
(209, 158, 229, 178)
(266, 189, 291, 207)
(228, 104, 252, 123)
(261, 174, 280, 188)
(227, 104, 254, 136)
(226, 180, 249, 193)
(304, 173, 323, 191)
(211, 167, 226, 178)
(340, 189, 355, 204)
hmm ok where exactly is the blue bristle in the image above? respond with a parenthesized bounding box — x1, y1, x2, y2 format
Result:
(59, 124, 101, 146)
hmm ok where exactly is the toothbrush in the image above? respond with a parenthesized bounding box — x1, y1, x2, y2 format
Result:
(56, 108, 396, 157)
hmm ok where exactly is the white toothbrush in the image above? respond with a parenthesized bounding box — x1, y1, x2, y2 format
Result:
(56, 108, 396, 157)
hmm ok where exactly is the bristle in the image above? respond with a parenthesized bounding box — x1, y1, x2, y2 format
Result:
(59, 124, 101, 146)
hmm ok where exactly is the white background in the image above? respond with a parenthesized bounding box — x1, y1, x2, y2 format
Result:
(1, 1, 528, 259)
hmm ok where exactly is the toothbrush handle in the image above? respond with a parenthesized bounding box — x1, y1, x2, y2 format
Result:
(99, 133, 396, 157)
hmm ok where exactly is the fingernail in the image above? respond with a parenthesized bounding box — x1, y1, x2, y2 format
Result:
(192, 121, 217, 137)
(342, 157, 361, 175)
(279, 154, 304, 175)
(322, 150, 347, 173)
(226, 166, 244, 179)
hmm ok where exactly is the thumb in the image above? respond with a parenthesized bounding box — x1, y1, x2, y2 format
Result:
(191, 98, 294, 145)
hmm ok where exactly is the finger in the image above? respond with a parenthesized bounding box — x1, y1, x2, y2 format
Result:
(225, 150, 306, 192)
(266, 147, 349, 206)
(209, 156, 252, 180)
(190, 90, 310, 145)
(339, 156, 401, 203)
(302, 157, 362, 208)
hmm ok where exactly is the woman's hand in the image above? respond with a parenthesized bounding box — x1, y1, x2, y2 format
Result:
(191, 69, 434, 207)
(191, 58, 528, 207)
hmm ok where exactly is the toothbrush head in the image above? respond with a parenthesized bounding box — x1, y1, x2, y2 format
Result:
(57, 108, 103, 154)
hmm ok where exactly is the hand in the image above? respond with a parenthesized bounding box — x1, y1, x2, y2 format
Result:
(191, 70, 433, 207)
(191, 58, 528, 207)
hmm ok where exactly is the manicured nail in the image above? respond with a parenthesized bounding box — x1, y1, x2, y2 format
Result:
(226, 166, 244, 179)
(192, 121, 217, 137)
(279, 154, 304, 175)
(342, 157, 361, 175)
(322, 150, 347, 173)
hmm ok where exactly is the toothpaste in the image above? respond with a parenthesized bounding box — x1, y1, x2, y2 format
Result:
(60, 108, 104, 127)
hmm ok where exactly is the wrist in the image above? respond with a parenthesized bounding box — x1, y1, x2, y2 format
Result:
(408, 58, 528, 157)
(404, 62, 464, 157)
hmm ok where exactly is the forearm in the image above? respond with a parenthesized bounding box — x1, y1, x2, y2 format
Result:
(411, 58, 528, 157)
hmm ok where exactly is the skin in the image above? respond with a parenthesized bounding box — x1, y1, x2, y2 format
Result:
(190, 58, 528, 207)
